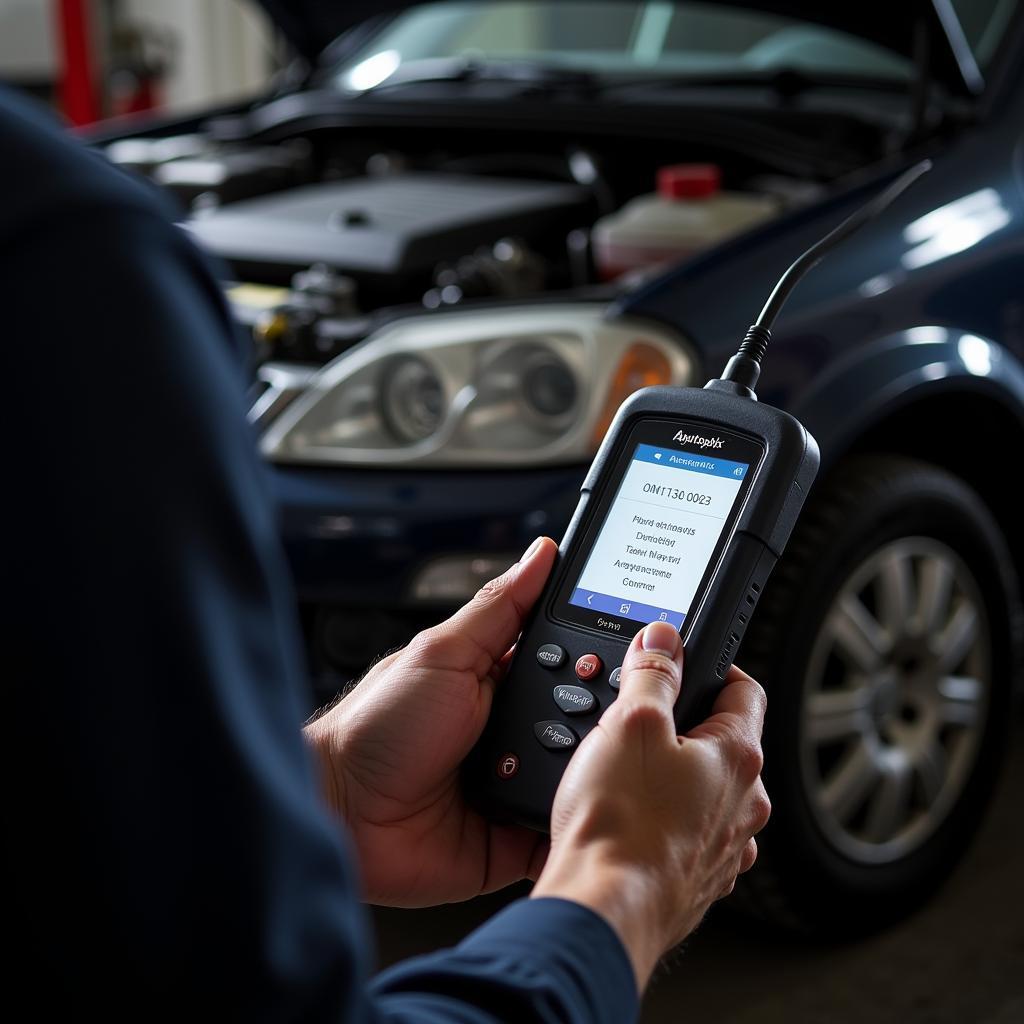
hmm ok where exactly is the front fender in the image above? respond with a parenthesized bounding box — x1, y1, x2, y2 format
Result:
(790, 326, 1024, 469)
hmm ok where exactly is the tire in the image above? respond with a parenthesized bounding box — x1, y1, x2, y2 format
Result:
(736, 454, 1021, 934)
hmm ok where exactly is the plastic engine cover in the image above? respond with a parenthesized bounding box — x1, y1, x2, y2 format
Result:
(186, 172, 593, 283)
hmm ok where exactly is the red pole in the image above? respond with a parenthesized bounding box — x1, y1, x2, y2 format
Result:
(55, 0, 100, 125)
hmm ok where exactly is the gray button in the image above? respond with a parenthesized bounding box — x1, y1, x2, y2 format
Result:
(553, 685, 597, 715)
(536, 643, 567, 669)
(608, 667, 622, 691)
(534, 720, 578, 750)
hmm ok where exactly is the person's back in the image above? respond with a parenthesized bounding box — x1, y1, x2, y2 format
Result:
(5, 85, 769, 1021)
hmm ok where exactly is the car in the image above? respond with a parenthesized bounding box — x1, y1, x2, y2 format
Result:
(85, 1, 1024, 934)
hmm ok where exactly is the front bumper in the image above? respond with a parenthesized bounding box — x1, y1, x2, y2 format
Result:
(270, 462, 584, 691)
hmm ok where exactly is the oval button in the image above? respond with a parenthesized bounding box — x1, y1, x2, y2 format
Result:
(575, 653, 603, 680)
(553, 685, 597, 716)
(534, 720, 578, 750)
(608, 667, 622, 691)
(536, 643, 567, 669)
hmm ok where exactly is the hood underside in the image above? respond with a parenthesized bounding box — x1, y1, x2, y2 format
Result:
(255, 0, 983, 96)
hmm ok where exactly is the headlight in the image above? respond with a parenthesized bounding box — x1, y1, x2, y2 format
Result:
(260, 305, 694, 467)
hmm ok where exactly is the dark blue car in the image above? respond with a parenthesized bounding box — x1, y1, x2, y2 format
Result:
(90, 1, 1024, 933)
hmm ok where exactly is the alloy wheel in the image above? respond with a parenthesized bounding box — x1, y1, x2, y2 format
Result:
(799, 538, 990, 865)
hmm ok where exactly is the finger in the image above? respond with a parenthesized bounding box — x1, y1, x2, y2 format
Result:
(480, 823, 551, 894)
(710, 665, 766, 727)
(482, 646, 518, 694)
(614, 622, 684, 723)
(493, 647, 516, 682)
(748, 778, 771, 835)
(738, 837, 758, 874)
(717, 841, 755, 900)
(687, 667, 767, 755)
(420, 537, 558, 670)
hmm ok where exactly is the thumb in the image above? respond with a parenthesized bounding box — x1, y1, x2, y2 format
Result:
(616, 621, 684, 721)
(431, 536, 558, 665)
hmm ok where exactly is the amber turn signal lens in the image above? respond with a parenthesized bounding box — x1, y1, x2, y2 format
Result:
(255, 309, 289, 345)
(591, 341, 674, 447)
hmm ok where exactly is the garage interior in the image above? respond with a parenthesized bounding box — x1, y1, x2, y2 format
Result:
(3, 2, 1021, 1021)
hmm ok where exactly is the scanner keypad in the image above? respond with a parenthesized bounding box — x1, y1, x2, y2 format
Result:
(533, 641, 621, 750)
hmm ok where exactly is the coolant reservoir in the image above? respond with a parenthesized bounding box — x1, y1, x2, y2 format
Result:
(593, 164, 778, 279)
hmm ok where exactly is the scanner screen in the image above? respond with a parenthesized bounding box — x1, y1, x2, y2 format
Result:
(566, 443, 750, 629)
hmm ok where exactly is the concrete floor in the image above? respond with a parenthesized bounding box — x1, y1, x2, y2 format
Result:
(372, 718, 1024, 1023)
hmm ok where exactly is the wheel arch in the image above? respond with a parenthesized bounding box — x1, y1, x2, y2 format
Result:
(791, 327, 1024, 582)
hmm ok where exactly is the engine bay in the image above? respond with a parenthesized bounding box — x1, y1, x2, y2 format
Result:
(106, 121, 831, 366)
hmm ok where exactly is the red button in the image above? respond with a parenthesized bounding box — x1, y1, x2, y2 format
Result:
(496, 753, 520, 779)
(575, 654, 602, 681)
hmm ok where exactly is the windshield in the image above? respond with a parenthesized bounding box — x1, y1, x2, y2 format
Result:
(331, 1, 914, 91)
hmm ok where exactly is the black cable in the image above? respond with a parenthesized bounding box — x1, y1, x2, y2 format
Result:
(718, 158, 932, 395)
(755, 159, 932, 330)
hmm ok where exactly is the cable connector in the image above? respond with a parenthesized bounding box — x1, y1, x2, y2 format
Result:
(718, 323, 771, 394)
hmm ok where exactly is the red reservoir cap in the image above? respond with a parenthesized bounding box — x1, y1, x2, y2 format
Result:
(658, 163, 721, 200)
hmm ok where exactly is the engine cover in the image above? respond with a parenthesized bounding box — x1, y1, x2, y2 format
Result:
(187, 173, 592, 285)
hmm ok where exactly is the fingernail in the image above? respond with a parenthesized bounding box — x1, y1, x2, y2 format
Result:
(520, 536, 544, 563)
(641, 621, 681, 658)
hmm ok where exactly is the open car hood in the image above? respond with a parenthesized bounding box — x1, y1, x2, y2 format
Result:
(255, 0, 986, 96)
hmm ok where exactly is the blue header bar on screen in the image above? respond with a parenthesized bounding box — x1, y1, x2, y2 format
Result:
(633, 444, 748, 480)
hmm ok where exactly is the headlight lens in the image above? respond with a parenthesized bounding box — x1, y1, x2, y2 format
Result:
(520, 346, 578, 420)
(380, 356, 446, 442)
(260, 305, 693, 467)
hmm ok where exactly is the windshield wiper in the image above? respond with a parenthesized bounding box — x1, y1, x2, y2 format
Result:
(355, 56, 600, 96)
(347, 58, 916, 109)
(600, 67, 914, 99)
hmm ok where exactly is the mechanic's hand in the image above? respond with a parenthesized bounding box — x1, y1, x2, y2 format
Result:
(532, 622, 770, 989)
(304, 537, 557, 907)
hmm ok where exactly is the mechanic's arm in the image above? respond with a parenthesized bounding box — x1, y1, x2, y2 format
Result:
(534, 631, 769, 986)
(2, 139, 634, 1021)
(365, 642, 768, 1006)
(309, 538, 770, 989)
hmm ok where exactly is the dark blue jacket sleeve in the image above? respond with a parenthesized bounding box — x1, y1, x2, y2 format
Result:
(372, 899, 637, 1023)
(4, 87, 638, 1024)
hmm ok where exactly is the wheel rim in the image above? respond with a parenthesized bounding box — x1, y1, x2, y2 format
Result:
(799, 537, 990, 865)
